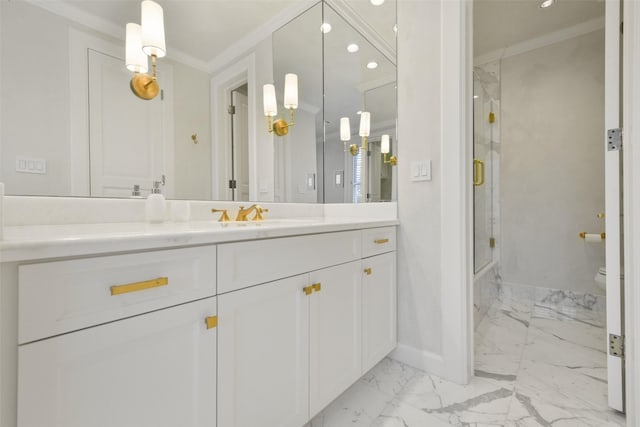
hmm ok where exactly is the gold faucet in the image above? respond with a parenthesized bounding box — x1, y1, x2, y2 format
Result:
(235, 205, 269, 221)
(211, 208, 230, 222)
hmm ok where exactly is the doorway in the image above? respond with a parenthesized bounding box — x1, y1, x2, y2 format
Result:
(471, 0, 625, 424)
(229, 84, 249, 202)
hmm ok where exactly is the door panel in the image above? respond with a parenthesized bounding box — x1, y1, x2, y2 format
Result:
(231, 90, 249, 201)
(88, 49, 166, 197)
(605, 0, 625, 412)
(309, 261, 362, 418)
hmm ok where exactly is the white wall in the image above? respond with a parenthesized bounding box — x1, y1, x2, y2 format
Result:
(173, 62, 212, 200)
(500, 30, 605, 295)
(394, 0, 444, 366)
(1, 1, 70, 196)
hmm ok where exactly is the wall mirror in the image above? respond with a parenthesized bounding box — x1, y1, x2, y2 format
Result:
(0, 0, 396, 203)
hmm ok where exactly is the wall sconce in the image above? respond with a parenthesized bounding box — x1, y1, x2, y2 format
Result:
(263, 74, 298, 136)
(381, 134, 397, 166)
(126, 0, 166, 100)
(350, 111, 370, 156)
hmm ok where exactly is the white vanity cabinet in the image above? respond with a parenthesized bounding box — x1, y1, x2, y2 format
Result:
(362, 251, 397, 373)
(15, 247, 218, 427)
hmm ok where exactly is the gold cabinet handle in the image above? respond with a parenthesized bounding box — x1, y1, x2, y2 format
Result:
(312, 283, 322, 292)
(303, 285, 314, 295)
(473, 159, 485, 186)
(205, 316, 218, 330)
(364, 267, 372, 275)
(110, 277, 168, 296)
(374, 238, 389, 244)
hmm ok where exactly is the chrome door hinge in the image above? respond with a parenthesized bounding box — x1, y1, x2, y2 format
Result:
(228, 179, 237, 189)
(608, 128, 622, 151)
(228, 105, 236, 115)
(609, 334, 625, 358)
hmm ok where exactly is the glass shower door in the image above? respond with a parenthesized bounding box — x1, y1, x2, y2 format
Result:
(473, 69, 497, 273)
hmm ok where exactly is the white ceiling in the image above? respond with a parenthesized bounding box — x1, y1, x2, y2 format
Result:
(64, 0, 300, 63)
(474, 0, 605, 58)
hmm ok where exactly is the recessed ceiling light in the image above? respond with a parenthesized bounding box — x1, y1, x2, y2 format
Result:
(367, 61, 378, 70)
(370, 0, 385, 5)
(540, 0, 555, 8)
(347, 43, 359, 53)
(320, 22, 332, 33)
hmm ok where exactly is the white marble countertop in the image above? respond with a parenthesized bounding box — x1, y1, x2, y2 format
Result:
(0, 218, 399, 262)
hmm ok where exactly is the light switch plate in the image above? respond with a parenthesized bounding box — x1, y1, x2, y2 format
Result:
(16, 156, 46, 174)
(411, 160, 431, 182)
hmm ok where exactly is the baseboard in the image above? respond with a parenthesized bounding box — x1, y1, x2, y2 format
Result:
(389, 343, 451, 381)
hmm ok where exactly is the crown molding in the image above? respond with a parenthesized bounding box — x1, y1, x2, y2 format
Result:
(24, 0, 210, 72)
(474, 16, 605, 66)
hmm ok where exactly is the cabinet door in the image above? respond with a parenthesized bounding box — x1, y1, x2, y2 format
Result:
(18, 297, 217, 427)
(218, 275, 309, 427)
(309, 261, 362, 417)
(362, 252, 397, 373)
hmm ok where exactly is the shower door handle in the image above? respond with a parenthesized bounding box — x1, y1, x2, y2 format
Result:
(473, 159, 485, 186)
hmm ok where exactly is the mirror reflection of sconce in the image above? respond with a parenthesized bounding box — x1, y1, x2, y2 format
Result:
(340, 117, 351, 152)
(263, 74, 298, 136)
(348, 112, 371, 156)
(125, 0, 166, 100)
(381, 134, 397, 166)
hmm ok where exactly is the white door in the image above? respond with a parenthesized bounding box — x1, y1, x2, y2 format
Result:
(362, 252, 397, 373)
(88, 49, 168, 197)
(217, 274, 310, 427)
(17, 297, 217, 427)
(309, 262, 362, 418)
(605, 0, 625, 412)
(231, 90, 249, 201)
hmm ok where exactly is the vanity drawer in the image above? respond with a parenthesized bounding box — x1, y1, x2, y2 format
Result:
(19, 246, 217, 344)
(217, 230, 361, 294)
(362, 227, 397, 257)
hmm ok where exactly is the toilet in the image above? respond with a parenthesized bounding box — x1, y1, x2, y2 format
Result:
(594, 267, 624, 292)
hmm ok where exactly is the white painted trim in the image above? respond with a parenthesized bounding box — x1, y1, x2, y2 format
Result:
(25, 0, 208, 73)
(389, 344, 447, 378)
(325, 0, 396, 66)
(623, 1, 640, 423)
(207, 0, 318, 73)
(440, 0, 473, 384)
(474, 16, 605, 66)
(210, 55, 257, 201)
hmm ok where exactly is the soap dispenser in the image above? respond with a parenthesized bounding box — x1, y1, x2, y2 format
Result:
(145, 181, 166, 223)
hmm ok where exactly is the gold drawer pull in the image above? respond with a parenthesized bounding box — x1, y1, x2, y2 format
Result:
(374, 238, 389, 244)
(312, 283, 322, 292)
(205, 316, 218, 330)
(110, 277, 168, 296)
(364, 268, 372, 275)
(303, 285, 314, 295)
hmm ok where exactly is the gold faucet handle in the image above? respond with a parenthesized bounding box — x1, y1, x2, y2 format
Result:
(253, 207, 269, 221)
(211, 208, 230, 222)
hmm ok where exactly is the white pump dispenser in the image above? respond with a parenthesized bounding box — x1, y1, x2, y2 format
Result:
(145, 181, 166, 223)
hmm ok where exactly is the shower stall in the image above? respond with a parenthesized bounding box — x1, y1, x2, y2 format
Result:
(473, 63, 500, 328)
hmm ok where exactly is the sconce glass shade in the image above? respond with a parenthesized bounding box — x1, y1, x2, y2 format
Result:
(284, 74, 298, 109)
(125, 23, 148, 73)
(359, 112, 371, 137)
(141, 0, 166, 58)
(340, 117, 351, 141)
(263, 84, 278, 116)
(381, 134, 390, 154)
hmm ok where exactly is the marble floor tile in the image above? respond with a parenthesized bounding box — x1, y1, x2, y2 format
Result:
(371, 399, 452, 427)
(359, 358, 420, 397)
(309, 380, 393, 427)
(395, 371, 514, 426)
